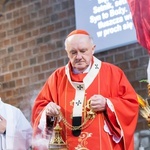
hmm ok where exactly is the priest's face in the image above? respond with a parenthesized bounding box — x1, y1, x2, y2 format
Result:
(65, 34, 95, 72)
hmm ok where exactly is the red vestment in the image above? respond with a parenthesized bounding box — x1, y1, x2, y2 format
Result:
(32, 59, 139, 150)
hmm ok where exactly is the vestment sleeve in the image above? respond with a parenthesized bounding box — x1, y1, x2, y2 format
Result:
(31, 71, 59, 137)
(100, 64, 139, 149)
(104, 99, 123, 143)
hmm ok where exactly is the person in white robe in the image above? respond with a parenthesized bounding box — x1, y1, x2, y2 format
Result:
(0, 98, 32, 150)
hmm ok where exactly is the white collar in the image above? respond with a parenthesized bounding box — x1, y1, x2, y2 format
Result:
(73, 62, 92, 74)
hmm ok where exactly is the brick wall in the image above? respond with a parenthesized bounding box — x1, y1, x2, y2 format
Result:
(0, 0, 149, 130)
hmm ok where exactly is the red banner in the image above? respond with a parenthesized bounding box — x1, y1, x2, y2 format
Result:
(127, 0, 150, 54)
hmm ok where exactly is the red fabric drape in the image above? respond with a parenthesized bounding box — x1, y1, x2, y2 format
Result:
(127, 0, 150, 54)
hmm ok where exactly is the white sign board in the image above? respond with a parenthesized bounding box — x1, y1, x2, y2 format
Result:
(74, 0, 137, 53)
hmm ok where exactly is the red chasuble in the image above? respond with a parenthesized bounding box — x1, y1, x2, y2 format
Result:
(32, 59, 139, 150)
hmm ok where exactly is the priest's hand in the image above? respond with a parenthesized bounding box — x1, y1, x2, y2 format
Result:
(90, 94, 107, 112)
(46, 102, 60, 117)
(0, 115, 7, 134)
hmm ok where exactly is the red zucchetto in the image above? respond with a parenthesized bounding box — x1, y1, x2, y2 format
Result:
(67, 29, 90, 38)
